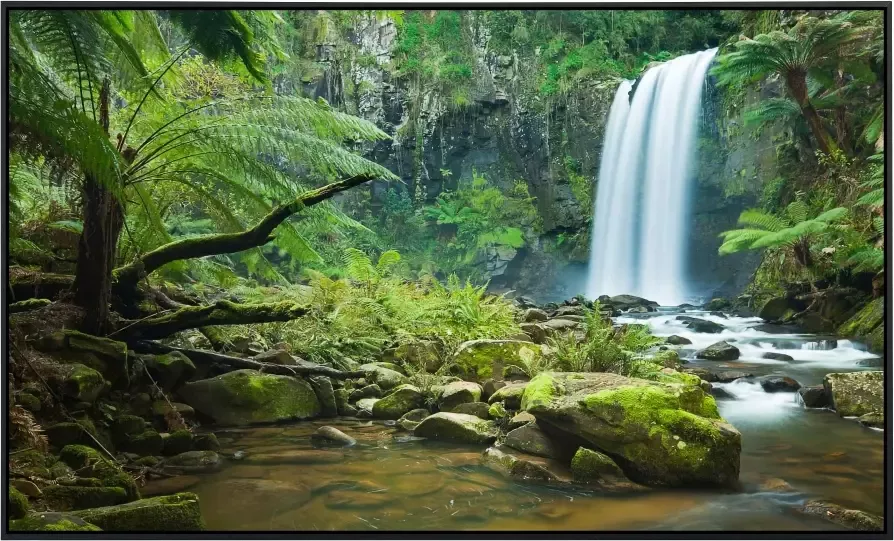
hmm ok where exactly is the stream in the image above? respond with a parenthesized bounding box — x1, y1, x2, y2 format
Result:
(143, 308, 883, 531)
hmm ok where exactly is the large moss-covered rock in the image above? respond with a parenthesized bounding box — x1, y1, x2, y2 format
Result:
(73, 492, 204, 531)
(60, 363, 107, 403)
(452, 340, 542, 381)
(570, 447, 645, 491)
(9, 485, 29, 519)
(520, 372, 741, 488)
(142, 352, 195, 390)
(372, 384, 423, 419)
(119, 429, 163, 457)
(36, 330, 128, 382)
(162, 430, 195, 456)
(358, 364, 407, 390)
(838, 297, 884, 353)
(696, 341, 740, 361)
(58, 445, 139, 501)
(308, 376, 338, 418)
(178, 369, 321, 425)
(823, 371, 883, 418)
(42, 485, 129, 511)
(439, 381, 482, 411)
(413, 412, 498, 444)
(9, 512, 101, 531)
(487, 382, 528, 410)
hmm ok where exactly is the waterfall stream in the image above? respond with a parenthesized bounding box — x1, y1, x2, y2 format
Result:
(586, 49, 718, 305)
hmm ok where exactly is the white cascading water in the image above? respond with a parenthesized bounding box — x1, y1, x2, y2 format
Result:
(586, 49, 718, 305)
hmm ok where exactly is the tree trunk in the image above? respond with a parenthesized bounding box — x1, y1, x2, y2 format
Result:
(72, 80, 123, 335)
(785, 70, 837, 156)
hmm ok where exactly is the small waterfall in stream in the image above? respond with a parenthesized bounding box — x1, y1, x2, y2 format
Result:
(586, 49, 717, 305)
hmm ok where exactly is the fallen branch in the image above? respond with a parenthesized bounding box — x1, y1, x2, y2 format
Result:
(133, 341, 364, 380)
(114, 173, 377, 289)
(8, 271, 74, 301)
(111, 300, 308, 342)
(149, 287, 232, 350)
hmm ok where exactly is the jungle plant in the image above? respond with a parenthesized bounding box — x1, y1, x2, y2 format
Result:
(718, 198, 848, 270)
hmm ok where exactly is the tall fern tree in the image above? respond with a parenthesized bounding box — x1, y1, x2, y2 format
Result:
(713, 11, 871, 156)
(9, 9, 397, 333)
(718, 199, 848, 270)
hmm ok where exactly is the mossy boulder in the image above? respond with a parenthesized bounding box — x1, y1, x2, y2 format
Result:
(372, 384, 424, 419)
(507, 411, 536, 430)
(413, 412, 498, 444)
(391, 340, 441, 372)
(11, 449, 54, 479)
(58, 445, 139, 500)
(823, 371, 883, 418)
(60, 363, 107, 403)
(36, 330, 128, 382)
(504, 422, 569, 460)
(570, 447, 645, 491)
(675, 316, 724, 334)
(696, 341, 740, 361)
(119, 429, 163, 457)
(520, 372, 741, 488)
(487, 402, 509, 421)
(438, 381, 483, 411)
(652, 349, 682, 369)
(358, 364, 407, 390)
(308, 376, 338, 418)
(162, 430, 195, 456)
(452, 340, 542, 381)
(72, 492, 204, 531)
(110, 415, 147, 443)
(150, 401, 196, 421)
(450, 401, 490, 419)
(193, 433, 220, 452)
(177, 369, 321, 425)
(759, 297, 805, 322)
(666, 335, 692, 345)
(837, 297, 884, 353)
(42, 485, 129, 511)
(487, 382, 528, 410)
(46, 420, 98, 449)
(142, 352, 196, 390)
(9, 485, 29, 519)
(9, 512, 101, 531)
(397, 408, 430, 431)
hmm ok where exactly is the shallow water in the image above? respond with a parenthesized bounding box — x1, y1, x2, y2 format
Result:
(146, 310, 884, 531)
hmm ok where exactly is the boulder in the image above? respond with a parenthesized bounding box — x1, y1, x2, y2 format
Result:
(757, 376, 801, 393)
(372, 385, 424, 419)
(354, 398, 379, 417)
(9, 512, 101, 531)
(696, 341, 740, 361)
(119, 430, 163, 457)
(502, 365, 530, 381)
(503, 422, 568, 459)
(73, 493, 204, 531)
(162, 430, 194, 456)
(142, 352, 195, 390)
(334, 388, 351, 415)
(799, 500, 882, 531)
(11, 479, 41, 498)
(349, 384, 382, 401)
(251, 348, 295, 365)
(439, 381, 483, 411)
(570, 447, 644, 491)
(161, 451, 221, 474)
(507, 411, 536, 430)
(392, 340, 441, 372)
(666, 335, 692, 345)
(481, 379, 505, 401)
(450, 402, 490, 419)
(177, 369, 321, 425)
(520, 323, 547, 344)
(675, 316, 724, 334)
(413, 412, 498, 445)
(193, 433, 220, 452)
(762, 352, 794, 361)
(481, 446, 570, 484)
(9, 485, 28, 519)
(857, 412, 883, 429)
(520, 372, 741, 488)
(151, 401, 195, 422)
(311, 426, 356, 447)
(452, 340, 542, 381)
(61, 364, 106, 404)
(523, 308, 549, 322)
(798, 385, 830, 408)
(553, 305, 585, 318)
(59, 446, 139, 500)
(487, 382, 528, 410)
(837, 297, 884, 353)
(759, 297, 805, 322)
(42, 485, 129, 511)
(397, 408, 430, 431)
(358, 364, 407, 390)
(609, 295, 659, 310)
(703, 298, 731, 311)
(714, 371, 753, 383)
(682, 368, 717, 382)
(823, 371, 883, 417)
(540, 319, 580, 334)
(308, 376, 338, 418)
(487, 402, 508, 421)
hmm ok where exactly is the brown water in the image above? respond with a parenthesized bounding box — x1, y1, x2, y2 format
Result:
(144, 310, 885, 531)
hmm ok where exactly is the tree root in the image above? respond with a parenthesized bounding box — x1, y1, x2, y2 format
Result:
(132, 341, 364, 380)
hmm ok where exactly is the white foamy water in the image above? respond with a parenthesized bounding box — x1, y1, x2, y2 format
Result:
(586, 49, 717, 305)
(713, 379, 802, 423)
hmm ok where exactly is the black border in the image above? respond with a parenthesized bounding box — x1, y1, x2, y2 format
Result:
(2, 2, 892, 539)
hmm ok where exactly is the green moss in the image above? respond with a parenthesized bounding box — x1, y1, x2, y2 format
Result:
(838, 297, 884, 353)
(570, 447, 624, 483)
(42, 485, 129, 511)
(453, 340, 541, 381)
(193, 433, 220, 452)
(11, 449, 54, 478)
(9, 513, 101, 531)
(162, 430, 194, 456)
(63, 364, 107, 403)
(121, 430, 163, 456)
(520, 372, 559, 411)
(73, 492, 205, 531)
(9, 298, 52, 313)
(9, 485, 29, 519)
(63, 330, 128, 361)
(413, 412, 498, 444)
(58, 445, 139, 500)
(488, 402, 508, 420)
(135, 456, 160, 467)
(371, 385, 423, 419)
(111, 415, 147, 442)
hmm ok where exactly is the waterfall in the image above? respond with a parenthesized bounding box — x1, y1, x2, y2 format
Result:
(585, 49, 717, 305)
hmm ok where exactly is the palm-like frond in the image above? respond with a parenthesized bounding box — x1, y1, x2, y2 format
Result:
(736, 209, 789, 231)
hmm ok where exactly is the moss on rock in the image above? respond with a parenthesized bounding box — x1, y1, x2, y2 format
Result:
(488, 402, 508, 421)
(162, 430, 194, 456)
(42, 485, 129, 511)
(571, 447, 625, 483)
(61, 363, 107, 403)
(452, 340, 542, 381)
(9, 512, 101, 531)
(372, 384, 424, 419)
(73, 492, 205, 531)
(823, 371, 883, 418)
(488, 382, 529, 410)
(413, 412, 498, 444)
(520, 373, 559, 411)
(438, 380, 483, 411)
(837, 297, 884, 353)
(178, 369, 321, 425)
(58, 445, 139, 501)
(9, 485, 29, 519)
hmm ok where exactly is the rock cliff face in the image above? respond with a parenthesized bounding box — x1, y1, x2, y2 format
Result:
(292, 13, 767, 302)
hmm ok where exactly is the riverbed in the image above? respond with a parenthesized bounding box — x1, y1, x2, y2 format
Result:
(144, 309, 884, 531)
